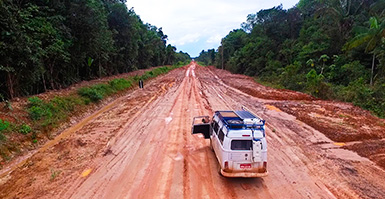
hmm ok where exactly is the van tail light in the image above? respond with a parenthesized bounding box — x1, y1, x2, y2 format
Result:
(263, 162, 267, 171)
(224, 161, 229, 169)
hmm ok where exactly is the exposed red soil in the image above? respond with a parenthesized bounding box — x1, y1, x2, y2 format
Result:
(0, 63, 384, 199)
(208, 66, 314, 101)
(272, 100, 385, 142)
(345, 140, 385, 170)
(207, 67, 385, 173)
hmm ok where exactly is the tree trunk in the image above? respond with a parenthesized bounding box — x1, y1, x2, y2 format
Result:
(370, 54, 375, 86)
(42, 71, 47, 92)
(49, 63, 55, 90)
(99, 59, 101, 78)
(221, 44, 224, 70)
(7, 72, 14, 99)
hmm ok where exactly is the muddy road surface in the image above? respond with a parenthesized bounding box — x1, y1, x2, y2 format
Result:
(1, 63, 385, 199)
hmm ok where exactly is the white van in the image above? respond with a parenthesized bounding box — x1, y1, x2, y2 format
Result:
(192, 110, 268, 177)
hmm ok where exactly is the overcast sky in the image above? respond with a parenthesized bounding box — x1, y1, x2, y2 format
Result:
(127, 0, 299, 57)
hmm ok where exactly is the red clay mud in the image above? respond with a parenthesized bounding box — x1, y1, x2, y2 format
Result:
(0, 63, 384, 199)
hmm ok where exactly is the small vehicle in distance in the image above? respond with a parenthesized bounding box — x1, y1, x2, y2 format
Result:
(192, 109, 268, 177)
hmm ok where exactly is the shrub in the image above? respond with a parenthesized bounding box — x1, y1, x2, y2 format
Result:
(28, 96, 43, 107)
(27, 97, 54, 121)
(0, 119, 10, 132)
(305, 69, 324, 97)
(109, 78, 132, 91)
(51, 96, 82, 112)
(77, 87, 103, 102)
(19, 124, 32, 135)
(28, 96, 84, 128)
(93, 84, 115, 96)
(0, 119, 10, 142)
(132, 75, 140, 82)
(279, 62, 306, 91)
(28, 106, 46, 121)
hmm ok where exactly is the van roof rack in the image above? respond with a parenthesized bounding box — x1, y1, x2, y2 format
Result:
(234, 110, 257, 120)
(215, 110, 265, 130)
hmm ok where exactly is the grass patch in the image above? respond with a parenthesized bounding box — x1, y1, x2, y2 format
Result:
(77, 84, 111, 103)
(27, 96, 84, 128)
(109, 78, 132, 91)
(78, 65, 181, 104)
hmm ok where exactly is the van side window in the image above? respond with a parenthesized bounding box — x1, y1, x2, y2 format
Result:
(213, 121, 219, 134)
(218, 128, 225, 144)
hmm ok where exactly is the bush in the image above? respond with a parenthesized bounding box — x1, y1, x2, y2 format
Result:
(0, 119, 10, 132)
(0, 119, 10, 142)
(27, 96, 83, 127)
(279, 62, 306, 91)
(28, 96, 43, 107)
(51, 96, 82, 112)
(333, 78, 385, 118)
(109, 78, 132, 91)
(19, 124, 32, 135)
(78, 82, 119, 102)
(305, 69, 324, 97)
(28, 106, 46, 121)
(77, 87, 104, 102)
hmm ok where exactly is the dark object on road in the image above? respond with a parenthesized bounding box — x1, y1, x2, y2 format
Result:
(139, 79, 144, 89)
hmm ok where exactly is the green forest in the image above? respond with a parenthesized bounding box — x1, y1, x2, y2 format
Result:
(196, 0, 385, 118)
(0, 0, 190, 100)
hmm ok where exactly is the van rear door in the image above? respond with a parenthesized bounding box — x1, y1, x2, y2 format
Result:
(191, 116, 211, 139)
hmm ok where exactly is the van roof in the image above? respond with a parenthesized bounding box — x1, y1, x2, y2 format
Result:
(215, 110, 264, 130)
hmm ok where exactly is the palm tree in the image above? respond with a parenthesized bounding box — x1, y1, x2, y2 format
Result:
(344, 17, 385, 86)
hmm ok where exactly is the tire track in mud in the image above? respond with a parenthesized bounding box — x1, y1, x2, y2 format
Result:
(188, 73, 223, 198)
(62, 78, 180, 199)
(182, 78, 191, 199)
(160, 72, 190, 199)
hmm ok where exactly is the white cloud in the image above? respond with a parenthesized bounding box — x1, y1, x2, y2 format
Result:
(206, 34, 223, 44)
(169, 33, 201, 46)
(127, 0, 298, 57)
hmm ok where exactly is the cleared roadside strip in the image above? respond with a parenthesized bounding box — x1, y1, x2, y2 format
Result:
(0, 65, 184, 180)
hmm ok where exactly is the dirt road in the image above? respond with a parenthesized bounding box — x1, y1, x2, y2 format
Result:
(1, 63, 385, 198)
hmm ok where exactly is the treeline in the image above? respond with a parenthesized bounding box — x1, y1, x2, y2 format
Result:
(0, 0, 190, 99)
(197, 0, 385, 117)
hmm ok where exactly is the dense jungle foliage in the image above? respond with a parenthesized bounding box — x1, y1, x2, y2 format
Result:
(196, 0, 385, 118)
(0, 0, 191, 100)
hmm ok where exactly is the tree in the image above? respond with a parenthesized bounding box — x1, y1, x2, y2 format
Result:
(0, 0, 188, 99)
(345, 17, 385, 85)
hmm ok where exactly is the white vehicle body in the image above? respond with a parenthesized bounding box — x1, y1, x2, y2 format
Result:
(192, 110, 268, 178)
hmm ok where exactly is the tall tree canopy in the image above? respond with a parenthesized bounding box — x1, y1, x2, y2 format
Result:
(0, 0, 190, 99)
(197, 0, 385, 117)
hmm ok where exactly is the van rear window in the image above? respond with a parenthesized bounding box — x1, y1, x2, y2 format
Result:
(231, 140, 252, 150)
